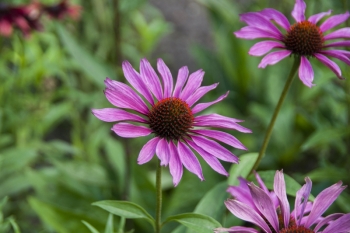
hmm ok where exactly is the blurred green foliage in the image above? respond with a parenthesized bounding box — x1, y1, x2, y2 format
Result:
(0, 0, 349, 232)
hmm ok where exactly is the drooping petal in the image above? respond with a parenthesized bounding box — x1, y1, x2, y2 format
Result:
(214, 226, 259, 233)
(140, 58, 163, 100)
(186, 83, 218, 107)
(186, 139, 228, 176)
(320, 50, 350, 65)
(273, 170, 290, 228)
(173, 66, 189, 98)
(322, 213, 350, 233)
(194, 114, 252, 133)
(192, 91, 229, 114)
(104, 79, 149, 115)
(239, 12, 283, 39)
(314, 213, 344, 232)
(324, 27, 350, 40)
(234, 26, 283, 40)
(111, 123, 152, 138)
(137, 137, 160, 164)
(168, 141, 183, 186)
(324, 41, 350, 48)
(320, 12, 350, 32)
(92, 108, 147, 123)
(304, 181, 347, 228)
(254, 171, 269, 194)
(294, 177, 312, 225)
(190, 135, 239, 163)
(179, 69, 204, 101)
(299, 56, 315, 88)
(227, 178, 256, 210)
(258, 8, 291, 31)
(249, 41, 285, 56)
(258, 50, 292, 68)
(122, 60, 154, 105)
(314, 53, 344, 79)
(191, 129, 247, 150)
(156, 138, 170, 166)
(308, 10, 332, 25)
(177, 141, 204, 180)
(225, 200, 272, 233)
(157, 58, 173, 98)
(248, 183, 279, 232)
(291, 0, 306, 22)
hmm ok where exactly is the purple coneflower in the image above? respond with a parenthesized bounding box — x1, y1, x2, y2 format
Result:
(42, 0, 81, 20)
(215, 170, 350, 233)
(92, 59, 251, 186)
(234, 0, 350, 87)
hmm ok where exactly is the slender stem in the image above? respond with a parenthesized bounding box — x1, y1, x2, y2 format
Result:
(155, 162, 162, 233)
(250, 57, 299, 174)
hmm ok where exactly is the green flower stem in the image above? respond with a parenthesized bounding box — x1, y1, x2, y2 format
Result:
(155, 162, 162, 233)
(250, 57, 299, 174)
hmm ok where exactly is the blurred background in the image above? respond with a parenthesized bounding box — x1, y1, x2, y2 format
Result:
(0, 0, 349, 232)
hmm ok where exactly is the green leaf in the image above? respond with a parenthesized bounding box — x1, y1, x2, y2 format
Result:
(92, 200, 155, 227)
(164, 213, 221, 233)
(228, 153, 258, 186)
(57, 25, 116, 86)
(104, 214, 114, 233)
(82, 221, 100, 233)
(249, 170, 314, 201)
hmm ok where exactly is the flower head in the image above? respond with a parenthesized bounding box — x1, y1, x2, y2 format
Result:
(92, 58, 251, 186)
(42, 0, 81, 20)
(215, 170, 350, 233)
(0, 3, 42, 37)
(234, 0, 350, 87)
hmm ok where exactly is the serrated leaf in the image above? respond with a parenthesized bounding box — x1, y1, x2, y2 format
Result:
(228, 153, 258, 186)
(92, 200, 155, 227)
(82, 221, 100, 233)
(249, 170, 314, 201)
(164, 213, 221, 233)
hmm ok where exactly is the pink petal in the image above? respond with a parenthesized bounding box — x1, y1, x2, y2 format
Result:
(308, 10, 332, 25)
(92, 108, 147, 123)
(249, 41, 285, 56)
(173, 66, 189, 98)
(156, 138, 170, 166)
(190, 135, 239, 163)
(324, 41, 350, 48)
(248, 183, 279, 232)
(299, 56, 315, 88)
(320, 50, 350, 65)
(294, 177, 312, 225)
(111, 123, 152, 138)
(320, 12, 350, 32)
(140, 58, 163, 100)
(0, 20, 13, 37)
(322, 213, 350, 233)
(179, 69, 204, 101)
(324, 27, 350, 40)
(137, 137, 160, 164)
(177, 141, 204, 181)
(157, 58, 173, 98)
(215, 226, 259, 233)
(168, 141, 183, 186)
(239, 12, 283, 39)
(227, 178, 256, 210)
(194, 114, 252, 133)
(192, 91, 229, 114)
(273, 170, 290, 228)
(122, 61, 154, 105)
(191, 129, 247, 150)
(291, 0, 306, 22)
(314, 53, 343, 79)
(234, 26, 283, 40)
(186, 83, 218, 107)
(258, 50, 292, 68)
(258, 8, 291, 31)
(104, 78, 149, 115)
(254, 171, 269, 193)
(314, 213, 344, 232)
(304, 181, 347, 228)
(186, 139, 228, 176)
(225, 200, 272, 233)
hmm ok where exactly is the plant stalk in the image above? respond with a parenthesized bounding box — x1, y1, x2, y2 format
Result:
(155, 162, 162, 233)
